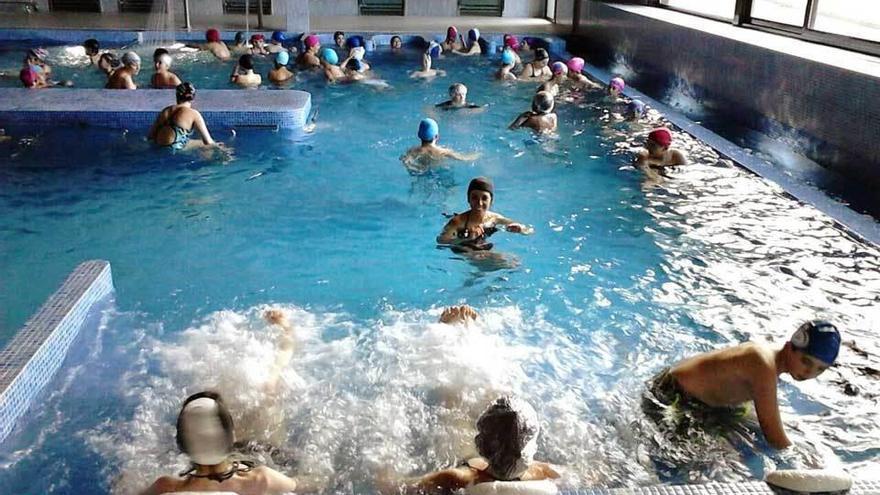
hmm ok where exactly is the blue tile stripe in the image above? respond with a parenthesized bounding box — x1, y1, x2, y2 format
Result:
(562, 479, 880, 494)
(0, 260, 114, 444)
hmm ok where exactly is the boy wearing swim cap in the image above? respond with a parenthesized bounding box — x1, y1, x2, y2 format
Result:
(231, 31, 250, 54)
(509, 91, 557, 133)
(401, 118, 480, 168)
(319, 48, 346, 82)
(453, 28, 482, 56)
(187, 28, 231, 60)
(267, 31, 286, 54)
(410, 52, 446, 80)
(436, 177, 532, 251)
(564, 57, 601, 90)
(634, 127, 688, 169)
(106, 51, 140, 89)
(230, 54, 262, 88)
(269, 50, 294, 84)
(435, 83, 483, 110)
(83, 38, 102, 65)
(151, 50, 182, 89)
(644, 321, 842, 449)
(520, 48, 552, 81)
(496, 49, 517, 81)
(297, 34, 322, 69)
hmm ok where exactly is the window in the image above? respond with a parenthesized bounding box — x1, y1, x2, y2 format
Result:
(813, 0, 880, 43)
(659, 0, 737, 20)
(751, 0, 809, 26)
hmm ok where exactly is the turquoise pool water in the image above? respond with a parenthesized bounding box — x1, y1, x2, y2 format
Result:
(0, 47, 879, 494)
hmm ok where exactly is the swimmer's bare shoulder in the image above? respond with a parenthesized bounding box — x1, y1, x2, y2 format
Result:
(526, 461, 561, 480)
(140, 475, 180, 495)
(415, 466, 475, 494)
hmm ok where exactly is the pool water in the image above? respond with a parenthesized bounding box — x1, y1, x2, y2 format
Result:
(0, 47, 879, 494)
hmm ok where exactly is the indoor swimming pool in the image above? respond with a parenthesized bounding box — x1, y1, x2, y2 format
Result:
(0, 43, 878, 494)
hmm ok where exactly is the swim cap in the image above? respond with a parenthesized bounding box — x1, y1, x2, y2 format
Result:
(99, 52, 120, 69)
(468, 28, 480, 42)
(648, 128, 672, 148)
(503, 34, 518, 50)
(351, 46, 366, 61)
(176, 81, 196, 102)
(791, 320, 841, 365)
(122, 51, 141, 67)
(467, 176, 494, 199)
(234, 31, 244, 44)
(275, 50, 290, 66)
(305, 34, 320, 48)
(321, 47, 338, 65)
(176, 392, 235, 466)
(532, 91, 555, 114)
(19, 67, 36, 87)
(346, 58, 364, 72)
(626, 99, 647, 118)
(449, 83, 467, 97)
(84, 38, 99, 54)
(271, 30, 286, 43)
(501, 48, 515, 66)
(157, 53, 172, 67)
(551, 61, 568, 75)
(475, 396, 539, 481)
(347, 35, 364, 48)
(535, 48, 549, 61)
(418, 118, 439, 142)
(205, 28, 220, 43)
(238, 54, 254, 70)
(427, 41, 441, 59)
(609, 76, 625, 92)
(28, 48, 48, 61)
(446, 26, 458, 42)
(153, 47, 169, 61)
(250, 33, 264, 43)
(566, 57, 584, 73)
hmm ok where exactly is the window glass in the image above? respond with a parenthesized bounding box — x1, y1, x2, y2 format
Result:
(813, 0, 880, 43)
(751, 0, 809, 26)
(660, 0, 736, 20)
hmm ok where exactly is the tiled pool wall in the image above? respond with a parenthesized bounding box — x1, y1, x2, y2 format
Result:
(0, 260, 113, 444)
(569, 2, 880, 193)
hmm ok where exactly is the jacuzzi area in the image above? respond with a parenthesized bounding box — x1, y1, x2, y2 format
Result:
(1, 2, 879, 495)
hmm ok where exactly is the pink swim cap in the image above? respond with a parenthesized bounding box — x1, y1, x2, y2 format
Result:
(446, 26, 458, 42)
(205, 28, 220, 43)
(610, 76, 625, 92)
(304, 34, 319, 48)
(19, 67, 36, 87)
(503, 34, 518, 50)
(648, 128, 673, 148)
(567, 57, 584, 73)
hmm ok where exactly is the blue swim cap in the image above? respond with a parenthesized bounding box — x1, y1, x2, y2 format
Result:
(791, 320, 841, 365)
(271, 31, 286, 43)
(468, 28, 480, 42)
(501, 48, 515, 65)
(321, 48, 338, 65)
(627, 99, 646, 117)
(427, 41, 441, 59)
(347, 35, 364, 48)
(275, 50, 289, 66)
(418, 118, 439, 142)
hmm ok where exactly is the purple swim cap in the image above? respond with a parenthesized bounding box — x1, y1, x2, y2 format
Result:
(566, 57, 584, 73)
(609, 77, 625, 92)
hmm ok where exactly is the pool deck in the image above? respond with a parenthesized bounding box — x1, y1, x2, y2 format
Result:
(0, 88, 311, 131)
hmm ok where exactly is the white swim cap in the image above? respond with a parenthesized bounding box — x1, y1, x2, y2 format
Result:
(450, 83, 467, 97)
(122, 51, 141, 67)
(158, 53, 172, 67)
(176, 394, 235, 466)
(351, 46, 365, 61)
(475, 396, 540, 481)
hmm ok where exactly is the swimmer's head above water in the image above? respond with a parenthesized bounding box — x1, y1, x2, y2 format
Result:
(334, 31, 346, 48)
(626, 99, 647, 121)
(271, 31, 286, 45)
(176, 81, 196, 103)
(551, 61, 568, 77)
(475, 395, 540, 481)
(449, 83, 468, 104)
(238, 54, 254, 71)
(19, 67, 37, 88)
(427, 41, 442, 59)
(234, 31, 245, 45)
(468, 28, 480, 43)
(304, 34, 320, 51)
(467, 176, 494, 211)
(608, 76, 625, 97)
(446, 26, 458, 43)
(122, 51, 141, 73)
(275, 50, 290, 67)
(532, 91, 555, 114)
(391, 35, 403, 49)
(646, 127, 672, 155)
(566, 57, 584, 74)
(176, 391, 235, 466)
(98, 52, 120, 73)
(418, 118, 439, 144)
(155, 53, 172, 72)
(321, 47, 339, 66)
(503, 34, 519, 51)
(501, 48, 516, 67)
(533, 48, 549, 67)
(788, 320, 841, 379)
(83, 38, 99, 56)
(205, 28, 221, 43)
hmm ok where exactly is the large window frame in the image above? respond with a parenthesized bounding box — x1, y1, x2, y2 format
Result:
(653, 0, 880, 57)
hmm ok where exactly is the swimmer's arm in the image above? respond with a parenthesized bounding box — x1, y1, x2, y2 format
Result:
(493, 214, 531, 234)
(509, 111, 531, 129)
(752, 368, 792, 449)
(229, 63, 240, 82)
(443, 147, 480, 162)
(170, 72, 183, 87)
(259, 466, 299, 494)
(193, 112, 216, 145)
(670, 149, 688, 166)
(123, 74, 136, 90)
(633, 148, 651, 167)
(140, 476, 176, 495)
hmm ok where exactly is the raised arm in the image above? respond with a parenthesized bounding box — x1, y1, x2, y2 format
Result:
(509, 111, 531, 130)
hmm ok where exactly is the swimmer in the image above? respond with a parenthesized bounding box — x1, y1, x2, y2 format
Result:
(333, 31, 346, 50)
(106, 51, 140, 89)
(519, 48, 551, 81)
(634, 128, 688, 169)
(297, 34, 322, 69)
(347, 41, 371, 72)
(390, 35, 403, 52)
(98, 52, 121, 76)
(148, 82, 216, 150)
(151, 49, 183, 89)
(83, 38, 102, 65)
(564, 57, 601, 90)
(435, 83, 482, 110)
(140, 392, 304, 495)
(401, 118, 480, 167)
(199, 28, 231, 60)
(319, 48, 346, 82)
(410, 52, 446, 80)
(519, 36, 540, 55)
(438, 305, 479, 325)
(441, 26, 463, 53)
(379, 396, 560, 494)
(550, 61, 568, 85)
(502, 34, 522, 65)
(249, 34, 269, 56)
(268, 51, 294, 84)
(644, 321, 842, 450)
(24, 48, 52, 84)
(436, 177, 531, 252)
(231, 31, 250, 54)
(607, 76, 625, 101)
(625, 99, 647, 122)
(230, 54, 262, 88)
(496, 49, 517, 81)
(19, 67, 45, 89)
(454, 28, 482, 56)
(267, 31, 286, 54)
(509, 91, 557, 134)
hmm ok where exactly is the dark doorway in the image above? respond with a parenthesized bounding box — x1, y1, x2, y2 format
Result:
(50, 0, 101, 11)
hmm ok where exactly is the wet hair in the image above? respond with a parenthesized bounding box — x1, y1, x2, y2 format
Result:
(176, 81, 196, 103)
(475, 396, 540, 481)
(534, 48, 549, 62)
(175, 391, 235, 461)
(84, 38, 99, 55)
(390, 35, 402, 46)
(238, 54, 254, 71)
(153, 48, 169, 62)
(234, 31, 245, 44)
(334, 31, 345, 41)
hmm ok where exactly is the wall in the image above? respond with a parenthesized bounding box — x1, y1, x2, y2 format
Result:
(308, 0, 357, 16)
(406, 0, 456, 16)
(503, 0, 544, 17)
(554, 0, 575, 31)
(572, 1, 880, 190)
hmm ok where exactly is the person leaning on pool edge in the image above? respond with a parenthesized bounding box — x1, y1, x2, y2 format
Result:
(643, 320, 842, 449)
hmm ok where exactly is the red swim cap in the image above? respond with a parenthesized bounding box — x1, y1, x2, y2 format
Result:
(19, 67, 36, 87)
(251, 34, 264, 42)
(206, 28, 220, 42)
(648, 128, 673, 147)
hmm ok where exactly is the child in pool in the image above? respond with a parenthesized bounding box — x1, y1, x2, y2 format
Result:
(401, 118, 480, 168)
(509, 91, 557, 134)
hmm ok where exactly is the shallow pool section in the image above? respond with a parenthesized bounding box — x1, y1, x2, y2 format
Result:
(0, 47, 878, 494)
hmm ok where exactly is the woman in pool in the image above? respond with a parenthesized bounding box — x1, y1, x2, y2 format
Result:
(519, 48, 552, 81)
(390, 35, 403, 52)
(148, 82, 216, 150)
(378, 396, 560, 494)
(509, 91, 558, 134)
(297, 34, 322, 69)
(437, 177, 531, 252)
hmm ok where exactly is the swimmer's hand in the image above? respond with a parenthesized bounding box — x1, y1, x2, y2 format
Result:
(505, 223, 531, 234)
(439, 305, 479, 325)
(462, 224, 485, 239)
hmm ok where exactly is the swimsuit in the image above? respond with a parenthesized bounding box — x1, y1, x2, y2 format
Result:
(643, 368, 748, 435)
(165, 122, 192, 150)
(452, 211, 498, 253)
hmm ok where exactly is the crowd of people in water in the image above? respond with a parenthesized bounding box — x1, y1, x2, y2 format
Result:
(11, 27, 846, 495)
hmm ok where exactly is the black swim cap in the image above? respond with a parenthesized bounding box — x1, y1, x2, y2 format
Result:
(176, 81, 196, 102)
(535, 48, 549, 61)
(235, 31, 245, 44)
(239, 54, 254, 70)
(475, 396, 540, 481)
(99, 52, 121, 68)
(468, 177, 494, 199)
(84, 38, 99, 54)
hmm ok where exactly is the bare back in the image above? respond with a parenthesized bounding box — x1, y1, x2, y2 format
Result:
(671, 342, 777, 407)
(143, 465, 295, 495)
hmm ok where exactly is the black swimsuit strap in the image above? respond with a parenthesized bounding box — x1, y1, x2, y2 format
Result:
(180, 460, 255, 483)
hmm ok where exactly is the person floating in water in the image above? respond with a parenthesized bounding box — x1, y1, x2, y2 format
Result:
(437, 177, 532, 252)
(140, 392, 304, 495)
(435, 83, 482, 110)
(230, 54, 262, 88)
(378, 396, 560, 494)
(106, 51, 141, 89)
(454, 28, 482, 56)
(509, 91, 558, 134)
(520, 48, 551, 81)
(151, 49, 183, 89)
(148, 82, 216, 150)
(390, 35, 403, 52)
(268, 51, 294, 84)
(191, 28, 231, 61)
(297, 35, 322, 69)
(401, 118, 480, 168)
(438, 305, 479, 325)
(496, 49, 517, 81)
(643, 320, 841, 450)
(634, 128, 688, 169)
(83, 38, 102, 65)
(441, 26, 463, 53)
(410, 51, 445, 80)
